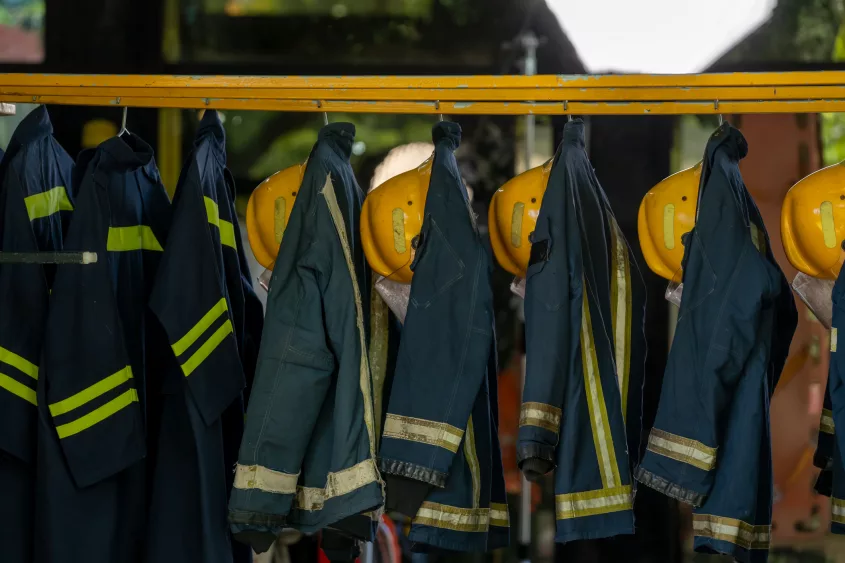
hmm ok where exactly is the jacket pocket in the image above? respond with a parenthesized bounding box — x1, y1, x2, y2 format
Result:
(525, 232, 562, 311)
(410, 218, 465, 309)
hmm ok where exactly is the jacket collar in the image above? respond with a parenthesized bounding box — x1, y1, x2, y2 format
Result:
(432, 121, 461, 150)
(99, 132, 156, 169)
(705, 122, 748, 163)
(195, 109, 227, 165)
(6, 105, 53, 156)
(318, 122, 356, 160)
(562, 118, 587, 149)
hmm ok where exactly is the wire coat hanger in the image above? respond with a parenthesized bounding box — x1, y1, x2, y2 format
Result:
(118, 106, 129, 137)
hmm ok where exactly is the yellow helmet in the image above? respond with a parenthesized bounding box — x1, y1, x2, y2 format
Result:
(246, 163, 306, 270)
(488, 160, 552, 277)
(637, 162, 701, 282)
(361, 156, 433, 283)
(782, 162, 845, 279)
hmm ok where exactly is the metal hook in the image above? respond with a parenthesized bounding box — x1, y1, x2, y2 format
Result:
(118, 106, 128, 136)
(315, 101, 328, 125)
(435, 100, 444, 122)
(714, 100, 723, 126)
(564, 101, 572, 121)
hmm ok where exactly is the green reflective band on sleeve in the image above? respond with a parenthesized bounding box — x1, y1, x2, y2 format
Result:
(24, 186, 74, 221)
(107, 226, 163, 252)
(0, 346, 38, 380)
(204, 196, 237, 249)
(181, 320, 233, 377)
(0, 372, 37, 405)
(171, 297, 229, 357)
(48, 366, 133, 417)
(55, 388, 139, 439)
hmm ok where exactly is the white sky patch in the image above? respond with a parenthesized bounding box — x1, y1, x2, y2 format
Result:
(547, 0, 776, 73)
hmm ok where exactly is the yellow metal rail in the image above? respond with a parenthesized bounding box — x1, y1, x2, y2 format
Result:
(5, 72, 845, 114)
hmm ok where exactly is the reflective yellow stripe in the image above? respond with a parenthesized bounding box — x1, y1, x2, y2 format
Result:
(519, 401, 561, 433)
(580, 288, 621, 489)
(464, 415, 481, 508)
(369, 286, 389, 443)
(821, 408, 835, 435)
(48, 366, 133, 417)
(0, 346, 38, 380)
(107, 226, 163, 252)
(171, 297, 229, 356)
(556, 484, 633, 519)
(413, 502, 489, 533)
(511, 202, 524, 247)
(24, 186, 73, 221)
(609, 219, 632, 417)
(646, 428, 717, 471)
(490, 503, 510, 527)
(294, 459, 381, 511)
(204, 196, 237, 249)
(692, 514, 770, 550)
(0, 372, 36, 405)
(181, 320, 233, 377)
(662, 204, 675, 249)
(833, 498, 845, 525)
(321, 175, 378, 459)
(55, 388, 139, 439)
(821, 202, 836, 249)
(383, 414, 464, 453)
(391, 208, 405, 253)
(234, 464, 299, 495)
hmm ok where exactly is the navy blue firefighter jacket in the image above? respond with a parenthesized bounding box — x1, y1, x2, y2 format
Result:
(0, 105, 75, 563)
(229, 123, 385, 551)
(816, 264, 845, 533)
(147, 110, 260, 563)
(635, 123, 798, 563)
(34, 132, 172, 563)
(516, 118, 647, 544)
(377, 122, 510, 552)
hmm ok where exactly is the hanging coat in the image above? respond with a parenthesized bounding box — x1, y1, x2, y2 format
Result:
(147, 110, 258, 563)
(229, 123, 385, 552)
(822, 263, 845, 534)
(34, 133, 172, 563)
(635, 123, 798, 563)
(377, 122, 509, 552)
(516, 118, 646, 544)
(0, 106, 74, 563)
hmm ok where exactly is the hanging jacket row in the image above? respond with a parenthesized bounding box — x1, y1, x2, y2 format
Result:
(228, 121, 511, 556)
(0, 106, 264, 563)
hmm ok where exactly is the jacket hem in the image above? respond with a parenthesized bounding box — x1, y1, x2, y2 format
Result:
(634, 466, 705, 507)
(378, 457, 447, 488)
(288, 480, 383, 536)
(694, 536, 765, 563)
(408, 527, 490, 552)
(555, 525, 635, 544)
(516, 442, 555, 467)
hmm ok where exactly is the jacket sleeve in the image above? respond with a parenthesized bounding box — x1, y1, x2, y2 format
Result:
(515, 187, 577, 475)
(0, 172, 44, 464)
(635, 162, 767, 507)
(42, 175, 145, 488)
(149, 175, 245, 426)
(229, 188, 333, 535)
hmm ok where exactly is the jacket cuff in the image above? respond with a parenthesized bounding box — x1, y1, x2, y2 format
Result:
(378, 457, 447, 488)
(634, 466, 705, 507)
(520, 457, 554, 482)
(516, 441, 556, 467)
(384, 474, 432, 518)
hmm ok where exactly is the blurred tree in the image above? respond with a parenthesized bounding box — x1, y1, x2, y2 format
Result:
(719, 0, 845, 64)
